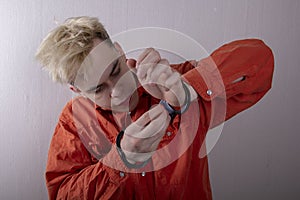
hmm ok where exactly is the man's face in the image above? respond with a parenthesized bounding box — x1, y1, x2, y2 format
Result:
(74, 38, 138, 112)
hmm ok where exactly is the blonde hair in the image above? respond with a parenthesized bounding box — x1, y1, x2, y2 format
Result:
(35, 16, 110, 84)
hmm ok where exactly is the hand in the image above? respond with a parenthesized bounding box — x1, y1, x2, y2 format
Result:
(127, 48, 186, 107)
(120, 104, 170, 164)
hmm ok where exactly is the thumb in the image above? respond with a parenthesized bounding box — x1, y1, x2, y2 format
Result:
(126, 59, 137, 69)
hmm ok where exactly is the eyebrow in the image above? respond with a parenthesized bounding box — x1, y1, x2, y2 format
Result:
(86, 59, 119, 93)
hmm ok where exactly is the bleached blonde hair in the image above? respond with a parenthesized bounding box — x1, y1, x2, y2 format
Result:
(35, 16, 111, 84)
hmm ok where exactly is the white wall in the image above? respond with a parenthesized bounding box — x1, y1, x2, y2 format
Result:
(0, 0, 299, 199)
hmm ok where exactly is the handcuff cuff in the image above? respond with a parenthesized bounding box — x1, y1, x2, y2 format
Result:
(159, 80, 191, 118)
(116, 80, 191, 169)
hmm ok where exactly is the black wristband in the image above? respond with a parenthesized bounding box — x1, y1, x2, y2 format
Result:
(159, 80, 191, 117)
(116, 130, 150, 169)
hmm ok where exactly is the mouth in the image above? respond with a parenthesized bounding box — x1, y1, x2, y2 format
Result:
(110, 90, 139, 112)
(112, 95, 131, 107)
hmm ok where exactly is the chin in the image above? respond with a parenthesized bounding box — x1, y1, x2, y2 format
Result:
(111, 100, 138, 113)
(110, 104, 131, 113)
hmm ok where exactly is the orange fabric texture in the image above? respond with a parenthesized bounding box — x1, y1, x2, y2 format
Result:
(45, 39, 274, 200)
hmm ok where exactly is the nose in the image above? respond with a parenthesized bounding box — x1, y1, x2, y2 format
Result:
(110, 84, 123, 98)
(108, 72, 128, 98)
(109, 76, 125, 98)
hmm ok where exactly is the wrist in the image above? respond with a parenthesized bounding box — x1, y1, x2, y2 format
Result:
(160, 80, 191, 117)
(116, 130, 150, 169)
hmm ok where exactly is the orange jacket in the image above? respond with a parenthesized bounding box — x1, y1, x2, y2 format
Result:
(45, 39, 274, 200)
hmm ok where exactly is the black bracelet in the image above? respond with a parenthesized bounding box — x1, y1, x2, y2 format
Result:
(116, 130, 150, 169)
(159, 80, 191, 117)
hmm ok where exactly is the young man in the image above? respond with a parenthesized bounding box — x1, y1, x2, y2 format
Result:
(36, 16, 274, 200)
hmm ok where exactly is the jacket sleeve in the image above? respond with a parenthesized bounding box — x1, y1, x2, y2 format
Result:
(45, 111, 127, 200)
(174, 39, 274, 128)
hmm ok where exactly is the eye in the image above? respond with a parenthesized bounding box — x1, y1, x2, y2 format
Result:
(94, 85, 105, 94)
(110, 61, 121, 77)
(111, 66, 121, 76)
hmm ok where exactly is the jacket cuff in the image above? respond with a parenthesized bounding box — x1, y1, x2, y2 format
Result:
(100, 145, 129, 185)
(183, 57, 225, 101)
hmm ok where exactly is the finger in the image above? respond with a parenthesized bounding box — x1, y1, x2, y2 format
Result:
(136, 48, 152, 64)
(157, 59, 171, 72)
(137, 48, 158, 64)
(168, 80, 183, 102)
(125, 105, 164, 135)
(141, 65, 154, 82)
(156, 72, 169, 91)
(141, 107, 170, 137)
(147, 60, 171, 84)
(136, 62, 153, 80)
(140, 49, 161, 65)
(165, 72, 181, 89)
(126, 109, 169, 154)
(164, 79, 185, 107)
(137, 49, 161, 78)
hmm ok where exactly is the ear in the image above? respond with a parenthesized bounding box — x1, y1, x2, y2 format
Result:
(69, 85, 81, 93)
(113, 41, 125, 55)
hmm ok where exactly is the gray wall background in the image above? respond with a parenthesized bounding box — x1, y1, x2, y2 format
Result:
(0, 0, 299, 199)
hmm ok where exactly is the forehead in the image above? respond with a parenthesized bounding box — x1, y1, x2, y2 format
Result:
(74, 39, 119, 90)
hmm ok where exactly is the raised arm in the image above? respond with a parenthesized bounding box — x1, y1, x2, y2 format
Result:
(175, 39, 274, 128)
